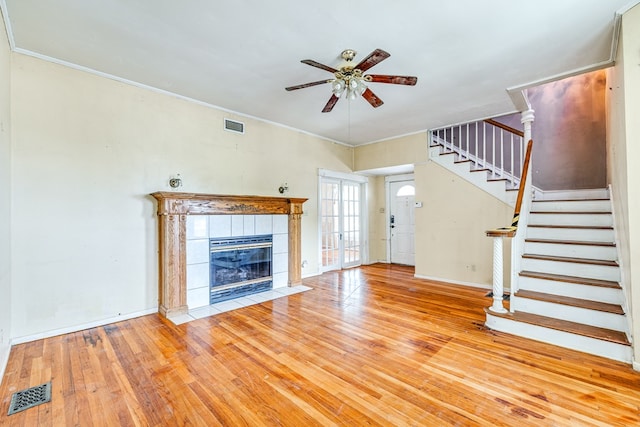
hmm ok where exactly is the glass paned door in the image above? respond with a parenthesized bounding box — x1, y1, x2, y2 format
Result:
(321, 180, 341, 271)
(320, 178, 362, 271)
(342, 181, 361, 268)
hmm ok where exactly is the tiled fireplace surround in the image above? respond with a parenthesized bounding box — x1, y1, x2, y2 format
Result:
(151, 192, 307, 318)
(187, 214, 287, 308)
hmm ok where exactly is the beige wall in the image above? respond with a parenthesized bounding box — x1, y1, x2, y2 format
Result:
(0, 10, 12, 373)
(354, 133, 427, 172)
(367, 175, 387, 262)
(414, 162, 512, 286)
(10, 53, 353, 338)
(608, 4, 640, 367)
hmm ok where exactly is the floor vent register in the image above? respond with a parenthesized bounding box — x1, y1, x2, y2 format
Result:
(8, 382, 51, 415)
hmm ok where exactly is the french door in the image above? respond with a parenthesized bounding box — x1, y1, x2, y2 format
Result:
(320, 178, 363, 272)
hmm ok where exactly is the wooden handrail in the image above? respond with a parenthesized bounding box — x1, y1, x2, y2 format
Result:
(486, 139, 534, 237)
(484, 119, 525, 138)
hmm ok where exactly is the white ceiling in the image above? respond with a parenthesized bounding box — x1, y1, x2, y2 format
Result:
(2, 1, 637, 146)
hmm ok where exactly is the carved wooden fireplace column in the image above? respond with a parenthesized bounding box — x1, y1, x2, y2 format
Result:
(151, 192, 308, 318)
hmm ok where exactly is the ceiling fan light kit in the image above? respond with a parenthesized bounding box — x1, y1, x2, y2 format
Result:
(285, 48, 417, 112)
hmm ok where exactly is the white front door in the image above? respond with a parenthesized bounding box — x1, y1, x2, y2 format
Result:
(389, 180, 415, 266)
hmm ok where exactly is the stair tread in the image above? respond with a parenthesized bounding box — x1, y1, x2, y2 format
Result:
(470, 168, 490, 172)
(484, 308, 630, 346)
(530, 211, 612, 215)
(522, 253, 619, 267)
(515, 290, 624, 314)
(525, 238, 615, 247)
(532, 198, 610, 202)
(454, 159, 472, 164)
(519, 270, 621, 288)
(528, 224, 613, 230)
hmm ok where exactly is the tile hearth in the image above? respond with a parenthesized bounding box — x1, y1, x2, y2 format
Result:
(167, 285, 312, 325)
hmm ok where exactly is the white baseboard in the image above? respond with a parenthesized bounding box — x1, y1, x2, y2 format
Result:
(301, 271, 321, 279)
(633, 360, 640, 372)
(11, 308, 158, 345)
(0, 341, 11, 384)
(413, 273, 506, 292)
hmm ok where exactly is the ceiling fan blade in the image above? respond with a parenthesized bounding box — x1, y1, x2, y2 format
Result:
(285, 79, 332, 91)
(322, 94, 340, 113)
(301, 59, 338, 73)
(355, 49, 390, 72)
(367, 75, 418, 86)
(361, 88, 384, 108)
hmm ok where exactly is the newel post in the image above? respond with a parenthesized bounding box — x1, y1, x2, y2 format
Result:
(486, 230, 511, 313)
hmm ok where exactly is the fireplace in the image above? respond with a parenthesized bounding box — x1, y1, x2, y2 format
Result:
(209, 235, 273, 303)
(150, 192, 307, 317)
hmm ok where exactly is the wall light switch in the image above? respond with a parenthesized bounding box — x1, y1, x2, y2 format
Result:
(414, 202, 423, 208)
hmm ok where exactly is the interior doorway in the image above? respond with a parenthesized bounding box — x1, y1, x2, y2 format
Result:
(387, 177, 415, 266)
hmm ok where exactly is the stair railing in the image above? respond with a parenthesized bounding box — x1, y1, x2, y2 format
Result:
(429, 119, 525, 189)
(485, 139, 534, 313)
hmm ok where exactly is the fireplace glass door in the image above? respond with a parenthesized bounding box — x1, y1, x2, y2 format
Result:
(210, 235, 272, 303)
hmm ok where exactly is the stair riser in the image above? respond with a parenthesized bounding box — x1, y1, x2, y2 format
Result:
(531, 200, 611, 212)
(528, 213, 612, 227)
(524, 242, 617, 261)
(485, 313, 632, 363)
(511, 297, 627, 331)
(518, 276, 623, 305)
(520, 258, 620, 282)
(526, 227, 614, 242)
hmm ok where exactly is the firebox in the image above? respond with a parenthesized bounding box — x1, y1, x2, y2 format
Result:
(209, 235, 273, 304)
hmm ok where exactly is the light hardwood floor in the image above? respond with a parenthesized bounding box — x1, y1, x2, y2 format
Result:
(1, 264, 639, 426)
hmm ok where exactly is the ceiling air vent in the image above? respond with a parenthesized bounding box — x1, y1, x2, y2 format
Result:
(224, 118, 244, 134)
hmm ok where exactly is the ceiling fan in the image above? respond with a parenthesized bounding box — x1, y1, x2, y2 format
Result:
(285, 48, 418, 113)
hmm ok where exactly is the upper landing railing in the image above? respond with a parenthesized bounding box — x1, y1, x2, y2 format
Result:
(429, 118, 526, 190)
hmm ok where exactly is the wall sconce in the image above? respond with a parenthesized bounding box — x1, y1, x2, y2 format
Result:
(169, 174, 182, 188)
(278, 183, 288, 194)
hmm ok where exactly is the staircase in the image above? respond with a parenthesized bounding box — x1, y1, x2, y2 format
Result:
(485, 190, 632, 363)
(428, 119, 525, 207)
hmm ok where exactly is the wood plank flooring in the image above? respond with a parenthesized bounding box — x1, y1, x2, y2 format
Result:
(1, 263, 639, 426)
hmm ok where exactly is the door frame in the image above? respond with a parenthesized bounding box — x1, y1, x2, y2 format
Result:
(385, 173, 415, 263)
(318, 169, 369, 272)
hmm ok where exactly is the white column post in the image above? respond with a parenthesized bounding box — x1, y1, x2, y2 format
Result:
(521, 108, 535, 142)
(510, 107, 535, 297)
(490, 236, 508, 313)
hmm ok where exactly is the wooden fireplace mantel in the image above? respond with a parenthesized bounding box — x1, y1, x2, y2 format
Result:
(151, 192, 308, 317)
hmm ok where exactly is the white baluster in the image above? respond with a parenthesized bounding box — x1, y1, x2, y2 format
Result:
(510, 134, 514, 187)
(466, 123, 469, 158)
(483, 121, 487, 168)
(500, 129, 504, 178)
(475, 123, 478, 167)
